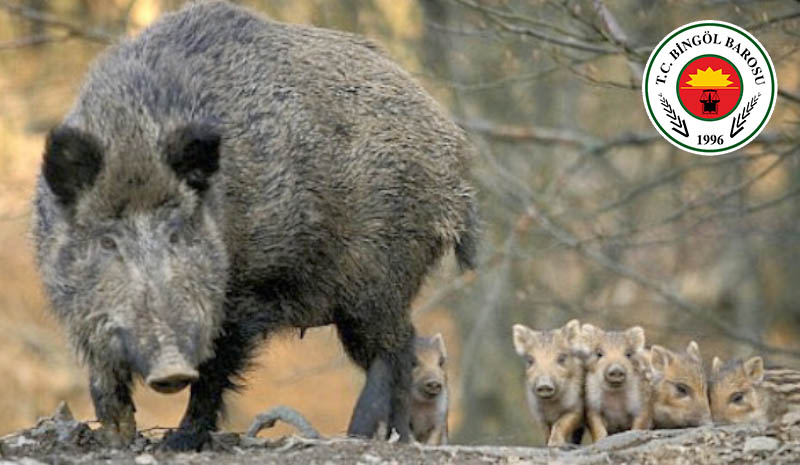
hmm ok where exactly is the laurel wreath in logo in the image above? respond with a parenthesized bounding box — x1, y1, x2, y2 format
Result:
(729, 93, 761, 138)
(659, 94, 689, 138)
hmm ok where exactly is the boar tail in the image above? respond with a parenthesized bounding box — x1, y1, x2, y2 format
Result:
(455, 197, 479, 271)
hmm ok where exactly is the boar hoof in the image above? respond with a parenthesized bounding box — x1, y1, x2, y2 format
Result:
(161, 429, 210, 451)
(97, 407, 136, 448)
(96, 425, 135, 448)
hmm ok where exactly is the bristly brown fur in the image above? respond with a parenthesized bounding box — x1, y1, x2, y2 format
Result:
(32, 0, 477, 451)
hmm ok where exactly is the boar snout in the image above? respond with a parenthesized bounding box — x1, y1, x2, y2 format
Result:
(416, 377, 443, 398)
(146, 351, 199, 394)
(605, 364, 627, 385)
(533, 376, 557, 399)
(423, 379, 442, 396)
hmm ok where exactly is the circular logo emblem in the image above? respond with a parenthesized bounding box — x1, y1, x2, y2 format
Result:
(643, 21, 776, 155)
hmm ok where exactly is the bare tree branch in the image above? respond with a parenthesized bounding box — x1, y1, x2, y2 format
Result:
(525, 202, 800, 358)
(591, 0, 644, 85)
(460, 117, 597, 146)
(461, 118, 662, 151)
(0, 33, 67, 50)
(779, 88, 800, 105)
(747, 9, 800, 30)
(448, 0, 615, 55)
(0, 0, 116, 44)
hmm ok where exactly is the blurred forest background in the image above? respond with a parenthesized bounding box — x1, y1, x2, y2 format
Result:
(1, 0, 800, 447)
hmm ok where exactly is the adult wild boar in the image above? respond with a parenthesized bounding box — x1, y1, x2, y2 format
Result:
(32, 0, 477, 450)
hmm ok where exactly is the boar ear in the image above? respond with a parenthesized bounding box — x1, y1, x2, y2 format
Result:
(626, 326, 646, 350)
(743, 356, 764, 383)
(711, 356, 723, 375)
(431, 333, 447, 359)
(686, 341, 701, 363)
(512, 324, 535, 356)
(43, 126, 104, 207)
(165, 123, 221, 192)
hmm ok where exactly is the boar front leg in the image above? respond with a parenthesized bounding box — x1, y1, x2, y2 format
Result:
(89, 367, 135, 446)
(631, 409, 653, 430)
(426, 421, 448, 445)
(548, 410, 583, 446)
(586, 410, 608, 443)
(162, 318, 255, 451)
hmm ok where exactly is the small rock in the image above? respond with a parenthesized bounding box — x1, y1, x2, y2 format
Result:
(239, 436, 269, 448)
(743, 436, 780, 453)
(210, 431, 240, 448)
(130, 435, 150, 453)
(360, 453, 381, 464)
(52, 402, 74, 422)
(134, 453, 158, 465)
(782, 410, 800, 425)
(8, 434, 37, 448)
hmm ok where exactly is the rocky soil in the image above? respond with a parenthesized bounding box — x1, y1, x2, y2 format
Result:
(3, 404, 800, 465)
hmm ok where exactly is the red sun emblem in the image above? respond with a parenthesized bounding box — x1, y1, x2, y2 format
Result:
(677, 55, 742, 121)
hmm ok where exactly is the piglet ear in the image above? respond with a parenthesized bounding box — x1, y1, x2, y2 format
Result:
(626, 326, 646, 350)
(165, 123, 221, 192)
(686, 341, 701, 363)
(512, 324, 535, 356)
(711, 356, 723, 375)
(744, 356, 764, 383)
(563, 319, 581, 345)
(650, 345, 671, 374)
(431, 333, 447, 359)
(43, 126, 104, 207)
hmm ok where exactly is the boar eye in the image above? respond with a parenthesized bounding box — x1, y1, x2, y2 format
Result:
(625, 349, 634, 359)
(100, 236, 117, 251)
(524, 355, 535, 367)
(595, 349, 604, 359)
(557, 353, 568, 365)
(675, 383, 690, 397)
(729, 392, 745, 404)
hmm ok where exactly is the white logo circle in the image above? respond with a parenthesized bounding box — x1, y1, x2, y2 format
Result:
(643, 21, 777, 155)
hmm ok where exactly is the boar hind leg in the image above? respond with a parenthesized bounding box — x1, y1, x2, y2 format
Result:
(90, 367, 135, 446)
(339, 311, 415, 442)
(348, 357, 392, 438)
(162, 320, 255, 451)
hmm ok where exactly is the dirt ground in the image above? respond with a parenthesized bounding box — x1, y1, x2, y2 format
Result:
(3, 404, 800, 465)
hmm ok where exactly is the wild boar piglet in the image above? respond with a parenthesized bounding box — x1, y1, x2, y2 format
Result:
(649, 341, 711, 429)
(581, 324, 651, 442)
(513, 319, 584, 446)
